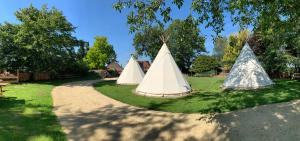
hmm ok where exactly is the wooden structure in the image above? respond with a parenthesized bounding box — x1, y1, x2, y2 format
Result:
(106, 62, 123, 75)
(0, 79, 8, 96)
(292, 73, 300, 80)
(138, 61, 151, 72)
(0, 70, 19, 83)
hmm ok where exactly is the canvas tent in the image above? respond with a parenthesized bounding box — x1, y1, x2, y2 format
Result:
(117, 56, 145, 85)
(222, 43, 273, 89)
(136, 43, 191, 98)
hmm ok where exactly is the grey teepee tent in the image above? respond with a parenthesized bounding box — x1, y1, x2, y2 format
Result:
(222, 43, 273, 89)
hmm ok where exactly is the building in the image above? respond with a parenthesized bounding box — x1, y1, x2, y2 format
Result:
(106, 62, 123, 75)
(138, 61, 151, 73)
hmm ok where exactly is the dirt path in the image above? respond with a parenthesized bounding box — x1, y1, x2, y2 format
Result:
(52, 80, 300, 141)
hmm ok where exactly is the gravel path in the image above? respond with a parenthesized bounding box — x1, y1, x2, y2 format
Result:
(52, 79, 300, 141)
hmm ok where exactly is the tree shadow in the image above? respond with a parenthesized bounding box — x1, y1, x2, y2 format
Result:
(144, 79, 300, 114)
(0, 98, 65, 141)
(55, 104, 227, 141)
(207, 99, 300, 141)
(54, 79, 300, 140)
(55, 99, 300, 141)
(0, 77, 101, 141)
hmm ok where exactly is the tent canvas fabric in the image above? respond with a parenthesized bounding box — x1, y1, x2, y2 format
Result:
(117, 56, 145, 85)
(222, 43, 274, 89)
(136, 43, 191, 98)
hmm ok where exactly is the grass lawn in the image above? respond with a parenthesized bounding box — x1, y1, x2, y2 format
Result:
(94, 77, 300, 113)
(0, 74, 99, 141)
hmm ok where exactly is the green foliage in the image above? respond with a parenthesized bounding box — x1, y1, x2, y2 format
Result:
(249, 19, 300, 75)
(94, 78, 300, 113)
(213, 36, 227, 62)
(222, 30, 249, 70)
(167, 17, 206, 72)
(190, 55, 218, 74)
(133, 17, 205, 72)
(133, 26, 164, 61)
(84, 36, 116, 69)
(0, 23, 25, 70)
(0, 5, 87, 74)
(114, 0, 300, 36)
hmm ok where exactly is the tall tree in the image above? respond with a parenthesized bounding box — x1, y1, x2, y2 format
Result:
(114, 0, 300, 76)
(0, 5, 84, 73)
(133, 26, 164, 61)
(0, 23, 26, 70)
(213, 36, 227, 62)
(84, 36, 116, 69)
(222, 30, 249, 70)
(133, 17, 205, 72)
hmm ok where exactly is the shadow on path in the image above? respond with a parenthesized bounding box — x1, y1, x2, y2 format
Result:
(52, 80, 300, 141)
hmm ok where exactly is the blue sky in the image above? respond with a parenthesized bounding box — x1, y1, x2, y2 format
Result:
(0, 0, 241, 66)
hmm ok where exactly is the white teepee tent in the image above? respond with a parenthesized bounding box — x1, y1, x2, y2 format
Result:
(117, 56, 145, 85)
(136, 43, 191, 97)
(222, 43, 273, 89)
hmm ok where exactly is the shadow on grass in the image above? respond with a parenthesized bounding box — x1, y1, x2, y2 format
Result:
(0, 75, 100, 141)
(95, 79, 300, 114)
(0, 99, 65, 141)
(92, 79, 300, 140)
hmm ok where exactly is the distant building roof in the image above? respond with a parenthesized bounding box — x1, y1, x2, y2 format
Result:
(138, 61, 151, 72)
(107, 62, 123, 74)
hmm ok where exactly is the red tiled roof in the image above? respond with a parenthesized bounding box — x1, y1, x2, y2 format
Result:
(138, 61, 151, 72)
(107, 62, 123, 73)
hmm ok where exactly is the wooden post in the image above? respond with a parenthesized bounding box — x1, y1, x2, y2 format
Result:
(17, 69, 19, 83)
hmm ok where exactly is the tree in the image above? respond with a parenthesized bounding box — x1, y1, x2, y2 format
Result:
(249, 26, 300, 76)
(133, 26, 164, 61)
(77, 40, 90, 60)
(213, 36, 227, 62)
(114, 0, 300, 35)
(84, 36, 116, 69)
(222, 30, 249, 70)
(190, 55, 218, 74)
(115, 0, 300, 77)
(167, 17, 206, 72)
(0, 5, 85, 74)
(0, 23, 25, 70)
(133, 17, 205, 72)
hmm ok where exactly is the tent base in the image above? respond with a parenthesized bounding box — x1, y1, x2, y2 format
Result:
(116, 83, 139, 85)
(221, 84, 274, 90)
(135, 91, 191, 98)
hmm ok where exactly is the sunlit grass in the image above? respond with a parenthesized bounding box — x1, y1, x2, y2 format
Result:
(94, 77, 300, 113)
(0, 74, 99, 141)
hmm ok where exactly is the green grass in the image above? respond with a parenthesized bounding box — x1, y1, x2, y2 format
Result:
(0, 74, 99, 141)
(94, 77, 300, 113)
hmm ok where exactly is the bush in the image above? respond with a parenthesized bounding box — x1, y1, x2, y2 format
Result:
(190, 55, 219, 74)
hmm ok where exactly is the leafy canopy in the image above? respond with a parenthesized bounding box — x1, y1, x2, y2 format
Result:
(0, 5, 85, 73)
(222, 30, 249, 70)
(84, 36, 116, 69)
(133, 17, 205, 72)
(114, 0, 300, 34)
